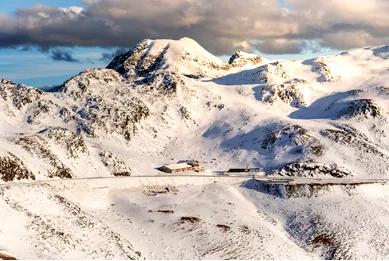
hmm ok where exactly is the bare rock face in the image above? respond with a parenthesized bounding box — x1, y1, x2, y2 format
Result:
(262, 124, 324, 157)
(311, 58, 340, 82)
(60, 69, 124, 96)
(256, 62, 288, 84)
(0, 80, 44, 117)
(99, 151, 131, 176)
(275, 162, 351, 178)
(373, 45, 389, 59)
(228, 51, 262, 67)
(338, 99, 383, 119)
(0, 153, 35, 182)
(321, 124, 387, 158)
(136, 70, 184, 94)
(245, 179, 338, 199)
(13, 135, 73, 179)
(59, 69, 150, 140)
(107, 39, 163, 78)
(258, 79, 307, 108)
(44, 127, 88, 158)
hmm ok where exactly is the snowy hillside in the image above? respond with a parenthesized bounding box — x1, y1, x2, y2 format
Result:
(1, 38, 388, 181)
(1, 37, 389, 259)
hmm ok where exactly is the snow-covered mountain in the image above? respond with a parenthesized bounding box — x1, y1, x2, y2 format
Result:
(1, 37, 389, 259)
(1, 37, 388, 181)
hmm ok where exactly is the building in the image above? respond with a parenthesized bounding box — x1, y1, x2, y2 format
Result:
(227, 167, 263, 173)
(157, 160, 204, 173)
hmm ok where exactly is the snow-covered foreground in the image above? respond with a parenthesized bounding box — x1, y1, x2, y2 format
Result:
(1, 177, 389, 259)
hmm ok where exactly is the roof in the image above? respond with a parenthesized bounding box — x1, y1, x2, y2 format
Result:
(163, 163, 192, 170)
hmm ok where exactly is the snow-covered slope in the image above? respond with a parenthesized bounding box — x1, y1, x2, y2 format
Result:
(1, 177, 389, 259)
(1, 37, 389, 259)
(2, 38, 387, 182)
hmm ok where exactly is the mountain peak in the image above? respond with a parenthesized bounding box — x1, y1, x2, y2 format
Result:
(107, 37, 227, 79)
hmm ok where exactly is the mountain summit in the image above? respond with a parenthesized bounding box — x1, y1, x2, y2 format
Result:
(107, 37, 227, 78)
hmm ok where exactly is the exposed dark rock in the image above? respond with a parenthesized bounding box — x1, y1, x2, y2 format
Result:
(373, 46, 389, 59)
(45, 127, 88, 158)
(262, 124, 324, 157)
(339, 99, 382, 119)
(0, 153, 35, 182)
(274, 162, 351, 178)
(136, 70, 184, 93)
(256, 62, 288, 84)
(180, 216, 201, 224)
(107, 39, 166, 78)
(99, 151, 131, 176)
(256, 78, 307, 108)
(0, 81, 43, 110)
(13, 135, 73, 179)
(216, 224, 231, 232)
(228, 51, 262, 66)
(311, 59, 340, 82)
(321, 125, 388, 158)
(179, 106, 191, 120)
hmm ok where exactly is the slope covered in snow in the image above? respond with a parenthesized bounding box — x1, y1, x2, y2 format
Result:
(0, 37, 389, 259)
(1, 177, 389, 259)
(1, 39, 388, 181)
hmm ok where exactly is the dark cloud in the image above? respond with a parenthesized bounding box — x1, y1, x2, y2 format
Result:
(19, 46, 33, 52)
(100, 48, 129, 61)
(0, 0, 388, 55)
(49, 48, 79, 62)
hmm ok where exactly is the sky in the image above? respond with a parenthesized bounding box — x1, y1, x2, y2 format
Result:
(0, 0, 388, 87)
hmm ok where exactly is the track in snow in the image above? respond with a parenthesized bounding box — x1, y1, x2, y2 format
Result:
(1, 173, 388, 188)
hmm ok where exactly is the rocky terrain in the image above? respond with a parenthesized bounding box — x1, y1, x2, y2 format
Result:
(0, 37, 389, 259)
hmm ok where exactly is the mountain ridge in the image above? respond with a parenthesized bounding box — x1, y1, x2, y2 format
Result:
(0, 37, 388, 182)
(1, 37, 389, 260)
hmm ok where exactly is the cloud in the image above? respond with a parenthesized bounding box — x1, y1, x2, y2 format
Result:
(48, 48, 79, 62)
(0, 0, 388, 55)
(254, 39, 307, 54)
(100, 48, 129, 61)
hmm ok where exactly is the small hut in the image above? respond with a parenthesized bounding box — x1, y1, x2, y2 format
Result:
(157, 160, 204, 173)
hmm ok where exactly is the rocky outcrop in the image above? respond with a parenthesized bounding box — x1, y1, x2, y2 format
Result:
(262, 124, 324, 157)
(58, 69, 151, 140)
(258, 79, 307, 108)
(136, 70, 184, 94)
(338, 99, 383, 119)
(373, 45, 389, 59)
(256, 62, 288, 84)
(228, 51, 262, 67)
(274, 162, 351, 178)
(0, 80, 43, 112)
(44, 127, 88, 158)
(13, 135, 73, 179)
(107, 39, 164, 78)
(321, 124, 387, 158)
(311, 58, 340, 82)
(99, 151, 131, 176)
(0, 153, 35, 182)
